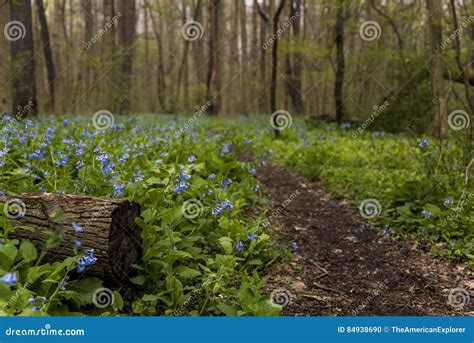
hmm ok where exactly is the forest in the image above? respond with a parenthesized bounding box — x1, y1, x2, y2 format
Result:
(0, 0, 472, 317)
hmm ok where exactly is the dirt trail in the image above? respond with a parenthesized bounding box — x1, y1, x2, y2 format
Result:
(257, 162, 473, 316)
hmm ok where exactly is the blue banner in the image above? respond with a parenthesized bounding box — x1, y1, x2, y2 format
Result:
(0, 316, 472, 343)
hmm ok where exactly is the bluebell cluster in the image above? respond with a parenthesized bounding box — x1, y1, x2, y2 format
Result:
(211, 199, 233, 215)
(235, 240, 244, 251)
(421, 209, 433, 219)
(443, 197, 453, 207)
(76, 249, 98, 273)
(0, 272, 17, 286)
(175, 172, 191, 193)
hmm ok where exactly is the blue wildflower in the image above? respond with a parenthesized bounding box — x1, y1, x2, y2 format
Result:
(418, 139, 429, 149)
(235, 241, 244, 251)
(28, 298, 35, 304)
(76, 249, 98, 273)
(208, 173, 216, 180)
(220, 142, 232, 156)
(421, 209, 432, 219)
(221, 178, 233, 190)
(32, 306, 41, 312)
(71, 222, 83, 233)
(247, 234, 255, 241)
(249, 167, 256, 175)
(75, 161, 84, 170)
(74, 239, 81, 248)
(188, 155, 197, 163)
(156, 159, 163, 165)
(175, 181, 190, 193)
(291, 242, 299, 252)
(342, 123, 351, 129)
(443, 197, 453, 207)
(243, 137, 252, 144)
(0, 272, 17, 286)
(113, 182, 126, 197)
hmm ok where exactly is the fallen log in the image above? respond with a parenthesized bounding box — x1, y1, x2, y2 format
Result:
(0, 193, 142, 285)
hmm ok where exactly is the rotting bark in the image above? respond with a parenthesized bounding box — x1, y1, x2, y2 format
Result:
(1, 193, 142, 285)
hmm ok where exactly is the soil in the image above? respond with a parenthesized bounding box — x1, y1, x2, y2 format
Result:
(256, 162, 473, 316)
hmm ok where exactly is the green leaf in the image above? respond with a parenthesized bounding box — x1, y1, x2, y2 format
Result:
(218, 237, 233, 255)
(216, 303, 238, 316)
(130, 275, 146, 286)
(19, 240, 37, 263)
(176, 266, 201, 279)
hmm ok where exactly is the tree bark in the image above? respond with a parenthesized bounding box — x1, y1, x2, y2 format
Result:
(426, 0, 448, 139)
(118, 0, 136, 115)
(287, 0, 304, 114)
(35, 0, 56, 113)
(206, 0, 222, 115)
(10, 0, 37, 116)
(334, 0, 345, 124)
(0, 0, 11, 113)
(2, 193, 142, 285)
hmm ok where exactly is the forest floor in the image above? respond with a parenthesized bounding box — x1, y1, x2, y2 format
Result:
(256, 162, 473, 316)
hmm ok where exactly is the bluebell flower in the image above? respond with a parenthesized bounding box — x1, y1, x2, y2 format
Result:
(113, 182, 126, 197)
(156, 159, 163, 165)
(443, 197, 453, 207)
(39, 297, 46, 302)
(243, 137, 252, 144)
(342, 123, 351, 129)
(381, 225, 392, 237)
(28, 297, 35, 304)
(0, 272, 17, 286)
(247, 234, 255, 241)
(75, 161, 84, 170)
(235, 241, 244, 251)
(208, 173, 216, 180)
(220, 142, 232, 156)
(32, 306, 41, 312)
(221, 178, 233, 190)
(54, 153, 68, 167)
(71, 222, 83, 233)
(249, 167, 256, 175)
(421, 209, 432, 219)
(74, 239, 81, 248)
(188, 155, 197, 163)
(62, 119, 70, 126)
(171, 243, 177, 251)
(76, 249, 98, 273)
(175, 181, 190, 193)
(418, 139, 429, 149)
(291, 242, 299, 251)
(178, 172, 191, 181)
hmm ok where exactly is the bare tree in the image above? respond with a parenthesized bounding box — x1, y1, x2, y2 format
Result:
(10, 0, 37, 116)
(426, 0, 448, 139)
(35, 0, 56, 112)
(206, 0, 222, 115)
(117, 0, 136, 115)
(0, 0, 11, 113)
(334, 0, 345, 124)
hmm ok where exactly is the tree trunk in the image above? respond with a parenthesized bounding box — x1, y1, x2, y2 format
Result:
(334, 0, 345, 124)
(426, 0, 448, 139)
(2, 194, 142, 285)
(287, 0, 304, 114)
(35, 0, 56, 113)
(0, 0, 11, 113)
(206, 0, 221, 115)
(10, 0, 37, 117)
(118, 0, 136, 115)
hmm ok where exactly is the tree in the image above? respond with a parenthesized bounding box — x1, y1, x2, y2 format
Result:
(286, 0, 304, 114)
(10, 0, 37, 116)
(35, 0, 56, 112)
(334, 0, 345, 124)
(426, 0, 448, 139)
(206, 0, 222, 115)
(118, 0, 136, 115)
(0, 0, 11, 113)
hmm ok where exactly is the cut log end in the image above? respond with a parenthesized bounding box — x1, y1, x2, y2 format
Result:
(1, 193, 142, 285)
